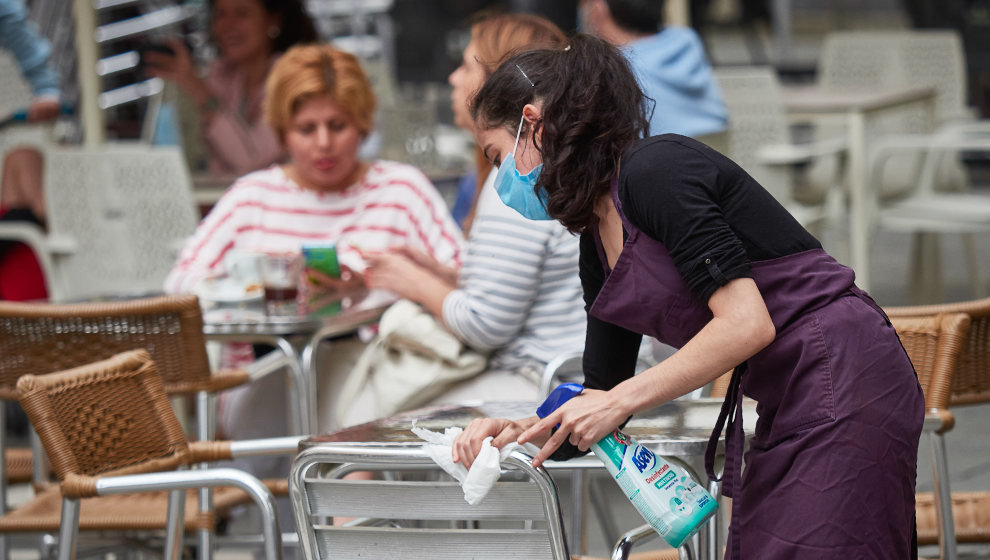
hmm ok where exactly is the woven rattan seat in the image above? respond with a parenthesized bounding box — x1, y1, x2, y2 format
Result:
(0, 350, 286, 560)
(889, 299, 990, 554)
(0, 487, 246, 532)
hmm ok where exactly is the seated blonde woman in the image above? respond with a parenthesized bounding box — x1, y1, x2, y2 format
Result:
(164, 44, 463, 462)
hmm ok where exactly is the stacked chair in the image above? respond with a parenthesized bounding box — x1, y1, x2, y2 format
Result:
(291, 445, 569, 560)
(9, 349, 290, 560)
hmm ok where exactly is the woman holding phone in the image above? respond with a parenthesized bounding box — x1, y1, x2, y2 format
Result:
(144, 0, 316, 175)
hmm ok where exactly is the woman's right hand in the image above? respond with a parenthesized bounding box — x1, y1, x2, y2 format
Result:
(144, 38, 211, 106)
(390, 246, 458, 285)
(452, 416, 542, 469)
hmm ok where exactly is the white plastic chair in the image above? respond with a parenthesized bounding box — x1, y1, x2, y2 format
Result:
(807, 30, 974, 203)
(0, 144, 198, 302)
(713, 66, 847, 243)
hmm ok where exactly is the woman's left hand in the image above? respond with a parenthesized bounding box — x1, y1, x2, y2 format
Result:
(517, 388, 630, 467)
(305, 264, 364, 294)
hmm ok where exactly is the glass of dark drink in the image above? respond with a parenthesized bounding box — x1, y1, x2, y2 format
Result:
(261, 252, 303, 316)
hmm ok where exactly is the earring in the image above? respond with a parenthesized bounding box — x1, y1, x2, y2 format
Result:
(267, 26, 280, 39)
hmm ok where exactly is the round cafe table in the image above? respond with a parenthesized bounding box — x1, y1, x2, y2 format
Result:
(201, 288, 396, 435)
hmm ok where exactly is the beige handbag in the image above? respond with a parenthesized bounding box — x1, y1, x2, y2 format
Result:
(336, 299, 488, 425)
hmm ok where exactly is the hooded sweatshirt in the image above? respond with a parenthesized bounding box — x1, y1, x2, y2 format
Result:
(622, 26, 727, 138)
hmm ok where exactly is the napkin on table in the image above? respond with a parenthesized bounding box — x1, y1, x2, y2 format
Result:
(411, 421, 540, 505)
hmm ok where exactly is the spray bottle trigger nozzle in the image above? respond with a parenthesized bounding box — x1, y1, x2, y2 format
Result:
(536, 382, 584, 419)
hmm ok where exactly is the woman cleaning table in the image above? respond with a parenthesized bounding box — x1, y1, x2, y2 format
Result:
(452, 33, 925, 559)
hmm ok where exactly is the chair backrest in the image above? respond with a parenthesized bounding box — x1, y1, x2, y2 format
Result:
(713, 66, 797, 208)
(889, 312, 971, 411)
(290, 445, 570, 560)
(814, 30, 971, 198)
(0, 295, 245, 400)
(42, 145, 199, 302)
(819, 30, 969, 125)
(887, 299, 990, 406)
(16, 349, 190, 482)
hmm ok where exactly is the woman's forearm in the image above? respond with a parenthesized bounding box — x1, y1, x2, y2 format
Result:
(406, 269, 455, 318)
(611, 278, 776, 416)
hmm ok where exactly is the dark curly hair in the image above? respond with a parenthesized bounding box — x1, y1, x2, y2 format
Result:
(471, 33, 649, 233)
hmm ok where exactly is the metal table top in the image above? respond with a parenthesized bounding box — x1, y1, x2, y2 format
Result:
(301, 397, 757, 460)
(201, 288, 395, 337)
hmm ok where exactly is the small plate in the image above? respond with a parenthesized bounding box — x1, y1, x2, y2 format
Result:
(194, 277, 264, 304)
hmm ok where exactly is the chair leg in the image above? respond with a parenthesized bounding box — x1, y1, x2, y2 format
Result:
(589, 475, 620, 548)
(910, 232, 943, 304)
(0, 401, 7, 560)
(165, 488, 186, 560)
(56, 497, 80, 560)
(929, 432, 958, 560)
(962, 232, 984, 299)
(569, 470, 585, 554)
(196, 390, 215, 560)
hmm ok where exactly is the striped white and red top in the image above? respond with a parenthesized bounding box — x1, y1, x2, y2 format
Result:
(165, 161, 464, 294)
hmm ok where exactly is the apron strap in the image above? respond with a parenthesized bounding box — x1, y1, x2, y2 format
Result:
(705, 361, 747, 559)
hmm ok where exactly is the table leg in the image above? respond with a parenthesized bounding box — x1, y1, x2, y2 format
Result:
(846, 110, 871, 291)
(270, 337, 308, 435)
(301, 326, 341, 435)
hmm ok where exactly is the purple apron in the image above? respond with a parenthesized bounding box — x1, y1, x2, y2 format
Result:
(590, 181, 925, 559)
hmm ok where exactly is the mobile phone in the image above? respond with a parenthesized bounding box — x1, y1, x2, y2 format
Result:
(302, 244, 341, 278)
(138, 38, 191, 68)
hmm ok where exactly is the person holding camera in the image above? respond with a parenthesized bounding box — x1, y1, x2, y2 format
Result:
(144, 0, 317, 176)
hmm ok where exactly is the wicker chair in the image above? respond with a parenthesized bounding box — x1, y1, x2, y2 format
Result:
(0, 295, 288, 560)
(888, 299, 990, 555)
(3, 349, 291, 560)
(889, 312, 972, 560)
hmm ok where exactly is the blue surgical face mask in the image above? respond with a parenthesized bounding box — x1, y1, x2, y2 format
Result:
(494, 115, 552, 221)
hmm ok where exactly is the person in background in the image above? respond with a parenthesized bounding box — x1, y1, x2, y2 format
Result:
(351, 13, 586, 426)
(145, 0, 317, 176)
(165, 45, 463, 455)
(448, 13, 568, 233)
(580, 0, 727, 146)
(453, 34, 924, 559)
(0, 0, 62, 302)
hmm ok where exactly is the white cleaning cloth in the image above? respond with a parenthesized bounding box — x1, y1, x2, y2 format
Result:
(411, 421, 540, 505)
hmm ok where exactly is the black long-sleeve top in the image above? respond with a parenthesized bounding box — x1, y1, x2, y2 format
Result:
(551, 134, 820, 460)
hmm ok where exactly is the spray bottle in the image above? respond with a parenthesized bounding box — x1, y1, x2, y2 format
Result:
(537, 383, 718, 548)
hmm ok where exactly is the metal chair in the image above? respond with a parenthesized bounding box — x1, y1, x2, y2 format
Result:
(1, 349, 296, 560)
(0, 144, 199, 303)
(888, 298, 990, 555)
(290, 444, 569, 560)
(889, 312, 971, 560)
(0, 295, 293, 560)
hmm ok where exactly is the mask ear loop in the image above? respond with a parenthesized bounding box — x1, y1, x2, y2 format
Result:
(511, 114, 526, 155)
